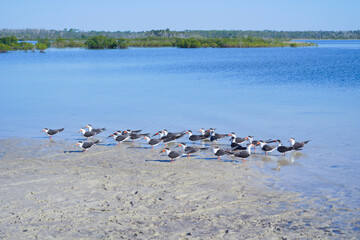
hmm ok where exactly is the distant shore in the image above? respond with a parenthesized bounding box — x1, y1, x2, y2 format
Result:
(0, 35, 316, 53)
(1, 28, 359, 40)
(0, 138, 357, 239)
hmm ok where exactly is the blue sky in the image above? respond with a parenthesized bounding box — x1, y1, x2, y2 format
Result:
(1, 0, 359, 31)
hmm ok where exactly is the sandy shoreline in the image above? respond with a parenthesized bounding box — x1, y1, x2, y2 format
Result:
(0, 138, 358, 239)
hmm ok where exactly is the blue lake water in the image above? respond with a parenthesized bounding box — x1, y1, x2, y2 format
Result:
(1, 40, 360, 214)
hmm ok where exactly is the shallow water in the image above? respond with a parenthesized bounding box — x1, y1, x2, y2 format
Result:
(1, 41, 360, 215)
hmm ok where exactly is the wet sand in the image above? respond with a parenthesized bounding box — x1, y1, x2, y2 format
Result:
(0, 138, 358, 239)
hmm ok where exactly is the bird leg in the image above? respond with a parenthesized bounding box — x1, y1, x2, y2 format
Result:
(151, 146, 153, 150)
(187, 154, 190, 158)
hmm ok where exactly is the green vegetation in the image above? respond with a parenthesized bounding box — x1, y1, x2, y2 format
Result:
(37, 38, 51, 47)
(172, 36, 293, 48)
(35, 42, 47, 50)
(52, 38, 85, 48)
(85, 36, 117, 49)
(19, 42, 35, 51)
(0, 43, 11, 52)
(117, 38, 128, 49)
(0, 36, 37, 52)
(0, 31, 317, 52)
(126, 37, 174, 47)
(1, 28, 359, 40)
(80, 36, 315, 49)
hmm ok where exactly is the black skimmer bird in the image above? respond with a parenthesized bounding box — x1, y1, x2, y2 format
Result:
(247, 136, 259, 145)
(108, 132, 130, 145)
(115, 130, 128, 136)
(233, 143, 254, 161)
(85, 124, 106, 134)
(230, 136, 249, 149)
(153, 131, 174, 141)
(153, 131, 164, 138)
(153, 130, 185, 145)
(143, 136, 163, 149)
(289, 138, 310, 150)
(209, 129, 228, 143)
(212, 147, 233, 160)
(186, 130, 206, 142)
(277, 140, 294, 156)
(126, 129, 142, 134)
(258, 140, 278, 156)
(229, 133, 247, 144)
(247, 136, 261, 151)
(76, 140, 100, 152)
(178, 143, 208, 157)
(78, 128, 96, 139)
(198, 128, 211, 139)
(230, 139, 247, 151)
(120, 129, 142, 135)
(42, 128, 64, 138)
(128, 131, 150, 143)
(161, 148, 183, 162)
(162, 132, 186, 145)
(162, 129, 186, 138)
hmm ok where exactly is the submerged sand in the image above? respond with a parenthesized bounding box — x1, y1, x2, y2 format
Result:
(0, 138, 359, 239)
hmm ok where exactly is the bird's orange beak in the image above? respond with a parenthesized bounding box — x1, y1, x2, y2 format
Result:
(41, 129, 45, 132)
(178, 144, 181, 147)
(186, 132, 189, 134)
(76, 143, 79, 146)
(228, 134, 231, 136)
(162, 149, 165, 152)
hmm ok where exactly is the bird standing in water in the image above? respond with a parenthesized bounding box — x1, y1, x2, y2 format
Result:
(42, 128, 64, 138)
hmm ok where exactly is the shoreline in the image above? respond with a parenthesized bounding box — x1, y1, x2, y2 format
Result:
(0, 137, 358, 238)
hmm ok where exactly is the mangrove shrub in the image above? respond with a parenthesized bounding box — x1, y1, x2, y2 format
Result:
(85, 36, 118, 49)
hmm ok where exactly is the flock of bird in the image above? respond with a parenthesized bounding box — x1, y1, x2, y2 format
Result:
(41, 125, 311, 162)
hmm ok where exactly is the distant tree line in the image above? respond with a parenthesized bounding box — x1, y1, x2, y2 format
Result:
(1, 28, 359, 40)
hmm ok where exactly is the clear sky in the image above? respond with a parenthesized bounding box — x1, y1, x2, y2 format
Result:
(1, 0, 359, 31)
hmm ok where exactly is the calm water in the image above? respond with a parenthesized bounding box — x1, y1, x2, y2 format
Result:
(1, 41, 360, 211)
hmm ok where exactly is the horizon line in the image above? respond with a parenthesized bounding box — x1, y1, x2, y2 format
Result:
(1, 28, 360, 32)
